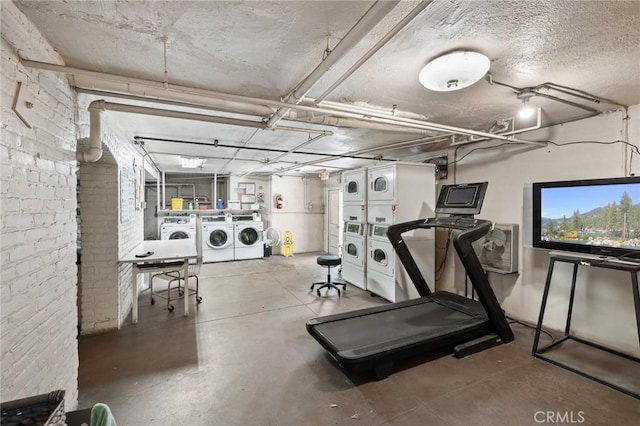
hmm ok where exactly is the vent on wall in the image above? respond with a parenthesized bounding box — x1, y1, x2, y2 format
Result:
(472, 223, 519, 274)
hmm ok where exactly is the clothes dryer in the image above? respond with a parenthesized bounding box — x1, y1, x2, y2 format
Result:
(202, 215, 234, 263)
(160, 215, 197, 240)
(342, 222, 366, 290)
(234, 220, 264, 260)
(366, 224, 430, 302)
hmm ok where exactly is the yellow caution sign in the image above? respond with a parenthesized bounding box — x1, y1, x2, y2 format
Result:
(282, 230, 294, 257)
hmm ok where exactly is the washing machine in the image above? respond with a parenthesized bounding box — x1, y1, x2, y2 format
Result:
(202, 215, 234, 263)
(234, 220, 264, 260)
(160, 214, 197, 240)
(342, 222, 367, 290)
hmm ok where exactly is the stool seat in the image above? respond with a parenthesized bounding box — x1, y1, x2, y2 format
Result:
(311, 254, 347, 296)
(317, 254, 341, 267)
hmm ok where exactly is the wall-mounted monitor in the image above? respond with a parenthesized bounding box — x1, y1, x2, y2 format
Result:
(532, 176, 640, 258)
(435, 182, 488, 216)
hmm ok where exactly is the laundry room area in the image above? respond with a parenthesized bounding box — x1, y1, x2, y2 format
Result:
(145, 172, 326, 264)
(3, 1, 640, 424)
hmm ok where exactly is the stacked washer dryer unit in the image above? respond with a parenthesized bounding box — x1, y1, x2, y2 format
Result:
(160, 214, 197, 240)
(341, 168, 368, 290)
(234, 215, 265, 260)
(366, 162, 437, 302)
(201, 213, 234, 263)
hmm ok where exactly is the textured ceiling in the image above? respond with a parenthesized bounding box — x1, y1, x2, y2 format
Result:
(12, 0, 640, 177)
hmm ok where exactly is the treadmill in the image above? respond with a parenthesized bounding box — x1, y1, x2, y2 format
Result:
(306, 182, 514, 379)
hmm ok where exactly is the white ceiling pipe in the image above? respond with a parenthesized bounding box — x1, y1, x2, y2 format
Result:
(240, 133, 330, 176)
(150, 151, 282, 165)
(258, 133, 329, 166)
(161, 171, 166, 210)
(101, 100, 265, 129)
(264, 0, 400, 129)
(314, 0, 434, 104)
(21, 59, 467, 134)
(23, 60, 540, 145)
(311, 99, 428, 120)
(353, 134, 453, 155)
(21, 59, 475, 136)
(307, 100, 547, 146)
(78, 100, 105, 162)
(156, 177, 161, 214)
(302, 115, 434, 134)
(23, 59, 288, 117)
(76, 86, 275, 119)
(78, 87, 332, 135)
(275, 134, 450, 174)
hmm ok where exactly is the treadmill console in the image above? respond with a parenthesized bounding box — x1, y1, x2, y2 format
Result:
(424, 216, 480, 230)
(418, 182, 489, 230)
(434, 182, 488, 216)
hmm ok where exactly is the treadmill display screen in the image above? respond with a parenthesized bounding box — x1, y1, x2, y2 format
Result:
(435, 182, 488, 215)
(445, 187, 477, 205)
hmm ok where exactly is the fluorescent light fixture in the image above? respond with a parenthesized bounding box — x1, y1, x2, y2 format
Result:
(181, 157, 204, 168)
(419, 51, 490, 92)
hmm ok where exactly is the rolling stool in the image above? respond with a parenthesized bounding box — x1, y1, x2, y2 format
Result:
(311, 254, 347, 296)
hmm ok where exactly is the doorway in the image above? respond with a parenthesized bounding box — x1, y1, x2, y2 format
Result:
(327, 188, 343, 255)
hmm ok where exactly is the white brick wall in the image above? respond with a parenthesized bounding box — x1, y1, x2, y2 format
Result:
(79, 154, 120, 332)
(1, 1, 79, 409)
(76, 96, 144, 334)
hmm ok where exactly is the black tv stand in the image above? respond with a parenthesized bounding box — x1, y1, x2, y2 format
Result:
(532, 252, 640, 399)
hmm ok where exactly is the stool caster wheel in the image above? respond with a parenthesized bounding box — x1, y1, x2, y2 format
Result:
(150, 298, 155, 305)
(168, 305, 174, 312)
(196, 296, 203, 303)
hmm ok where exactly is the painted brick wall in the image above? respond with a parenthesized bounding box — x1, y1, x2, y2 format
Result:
(1, 1, 79, 408)
(78, 148, 120, 332)
(76, 96, 144, 333)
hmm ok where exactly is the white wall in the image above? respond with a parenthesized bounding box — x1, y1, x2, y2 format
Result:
(438, 107, 640, 355)
(0, 1, 79, 408)
(271, 175, 325, 254)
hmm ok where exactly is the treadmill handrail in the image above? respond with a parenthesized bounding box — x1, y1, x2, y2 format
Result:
(386, 218, 515, 344)
(387, 219, 432, 296)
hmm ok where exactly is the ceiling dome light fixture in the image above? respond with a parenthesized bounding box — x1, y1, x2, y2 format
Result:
(419, 51, 491, 92)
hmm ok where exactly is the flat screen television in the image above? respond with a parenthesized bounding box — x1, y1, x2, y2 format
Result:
(532, 176, 640, 258)
(435, 182, 488, 215)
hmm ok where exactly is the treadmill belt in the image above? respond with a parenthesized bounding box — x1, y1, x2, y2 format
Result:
(313, 300, 486, 353)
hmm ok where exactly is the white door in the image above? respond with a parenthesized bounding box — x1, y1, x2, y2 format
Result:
(328, 189, 342, 255)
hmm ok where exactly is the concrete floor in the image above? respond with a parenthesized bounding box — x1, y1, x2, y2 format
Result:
(78, 253, 639, 425)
